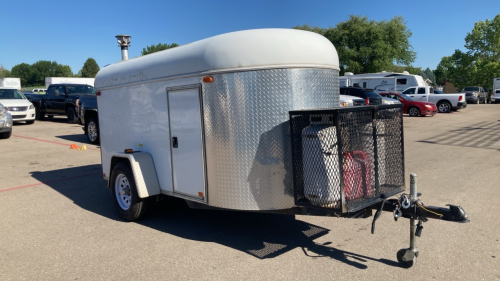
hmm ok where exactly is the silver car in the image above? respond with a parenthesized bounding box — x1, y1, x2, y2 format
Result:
(0, 103, 13, 139)
(339, 95, 367, 107)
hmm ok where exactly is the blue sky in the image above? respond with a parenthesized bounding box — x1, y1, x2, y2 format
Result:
(1, 0, 499, 74)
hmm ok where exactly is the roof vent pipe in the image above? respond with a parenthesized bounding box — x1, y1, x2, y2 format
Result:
(115, 35, 131, 61)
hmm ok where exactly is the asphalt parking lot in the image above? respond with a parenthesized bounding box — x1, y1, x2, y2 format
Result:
(1, 105, 499, 280)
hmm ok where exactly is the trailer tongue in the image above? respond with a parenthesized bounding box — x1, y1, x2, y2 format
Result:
(289, 105, 468, 268)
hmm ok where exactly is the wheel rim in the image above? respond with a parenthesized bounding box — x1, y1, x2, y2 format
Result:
(68, 110, 75, 120)
(88, 121, 98, 142)
(438, 103, 449, 112)
(115, 174, 132, 210)
(409, 108, 418, 116)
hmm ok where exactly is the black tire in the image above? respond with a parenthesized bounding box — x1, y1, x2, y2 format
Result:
(67, 107, 78, 124)
(408, 107, 420, 117)
(437, 101, 452, 113)
(36, 106, 45, 120)
(0, 130, 12, 139)
(26, 120, 35, 125)
(397, 249, 417, 268)
(85, 117, 100, 144)
(110, 162, 149, 221)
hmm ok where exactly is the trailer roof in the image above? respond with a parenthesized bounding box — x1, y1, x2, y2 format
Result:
(95, 29, 339, 89)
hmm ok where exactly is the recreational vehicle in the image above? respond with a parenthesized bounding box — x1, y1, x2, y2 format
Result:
(95, 29, 468, 268)
(339, 71, 427, 93)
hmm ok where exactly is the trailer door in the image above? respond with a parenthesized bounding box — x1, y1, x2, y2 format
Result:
(167, 86, 206, 202)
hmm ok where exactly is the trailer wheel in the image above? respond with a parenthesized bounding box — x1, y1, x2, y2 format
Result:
(67, 107, 78, 124)
(408, 107, 420, 117)
(397, 249, 417, 268)
(110, 162, 148, 221)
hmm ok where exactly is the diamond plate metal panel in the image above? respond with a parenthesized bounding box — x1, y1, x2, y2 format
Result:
(202, 68, 339, 210)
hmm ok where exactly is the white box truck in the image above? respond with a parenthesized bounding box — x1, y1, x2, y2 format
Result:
(0, 77, 21, 89)
(493, 77, 500, 91)
(45, 77, 94, 89)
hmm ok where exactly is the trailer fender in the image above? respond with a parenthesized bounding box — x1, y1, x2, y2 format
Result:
(109, 152, 161, 198)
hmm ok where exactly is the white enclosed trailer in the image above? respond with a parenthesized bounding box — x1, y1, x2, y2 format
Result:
(95, 29, 340, 216)
(95, 29, 469, 268)
(45, 77, 95, 88)
(0, 77, 21, 89)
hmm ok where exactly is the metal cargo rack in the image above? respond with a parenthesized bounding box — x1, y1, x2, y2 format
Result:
(289, 105, 469, 268)
(289, 105, 405, 213)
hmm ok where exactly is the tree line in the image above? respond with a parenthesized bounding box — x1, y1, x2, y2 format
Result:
(0, 58, 100, 87)
(295, 14, 500, 90)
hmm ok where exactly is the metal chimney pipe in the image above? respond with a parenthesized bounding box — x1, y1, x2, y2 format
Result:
(115, 35, 131, 61)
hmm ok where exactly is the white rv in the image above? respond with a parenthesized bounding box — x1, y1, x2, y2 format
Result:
(339, 71, 427, 93)
(95, 29, 341, 220)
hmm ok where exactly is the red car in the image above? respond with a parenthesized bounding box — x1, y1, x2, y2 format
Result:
(380, 93, 438, 117)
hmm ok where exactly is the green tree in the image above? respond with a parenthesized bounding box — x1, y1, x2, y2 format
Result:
(56, 64, 74, 77)
(11, 63, 34, 86)
(79, 58, 100, 77)
(418, 67, 436, 85)
(141, 42, 179, 56)
(436, 14, 500, 91)
(0, 65, 11, 77)
(434, 56, 453, 85)
(295, 15, 416, 74)
(387, 65, 420, 74)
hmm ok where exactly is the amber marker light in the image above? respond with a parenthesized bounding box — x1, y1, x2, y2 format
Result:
(124, 149, 134, 154)
(202, 76, 213, 83)
(198, 192, 204, 198)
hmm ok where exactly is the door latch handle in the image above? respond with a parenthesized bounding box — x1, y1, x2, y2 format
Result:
(172, 137, 178, 148)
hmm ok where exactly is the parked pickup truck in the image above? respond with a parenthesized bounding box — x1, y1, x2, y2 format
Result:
(401, 86, 466, 113)
(461, 86, 489, 104)
(27, 83, 96, 123)
(77, 95, 99, 144)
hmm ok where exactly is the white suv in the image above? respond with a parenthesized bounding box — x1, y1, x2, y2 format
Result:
(0, 103, 13, 139)
(0, 87, 36, 124)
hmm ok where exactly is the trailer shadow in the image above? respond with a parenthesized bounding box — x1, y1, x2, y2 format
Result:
(30, 165, 399, 269)
(417, 121, 500, 150)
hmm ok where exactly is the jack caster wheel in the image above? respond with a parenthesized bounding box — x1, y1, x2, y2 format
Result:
(397, 249, 418, 268)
